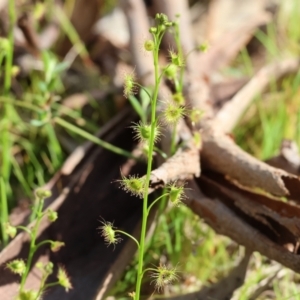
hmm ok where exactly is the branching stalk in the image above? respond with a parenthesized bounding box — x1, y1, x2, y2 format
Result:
(134, 30, 163, 300)
(19, 195, 45, 293)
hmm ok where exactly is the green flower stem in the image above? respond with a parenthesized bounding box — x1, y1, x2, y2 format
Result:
(34, 240, 53, 251)
(170, 25, 184, 156)
(16, 226, 32, 236)
(54, 117, 137, 160)
(174, 23, 184, 91)
(0, 177, 8, 246)
(115, 230, 140, 249)
(136, 83, 152, 101)
(154, 146, 168, 159)
(29, 195, 41, 223)
(19, 197, 45, 293)
(36, 274, 51, 298)
(43, 281, 60, 290)
(135, 32, 163, 300)
(170, 122, 178, 156)
(147, 193, 169, 215)
(141, 267, 156, 277)
(174, 78, 180, 93)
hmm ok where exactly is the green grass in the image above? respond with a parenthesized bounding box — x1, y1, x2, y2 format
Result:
(0, 1, 126, 249)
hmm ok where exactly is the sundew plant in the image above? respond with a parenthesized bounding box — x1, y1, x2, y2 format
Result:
(5, 189, 72, 300)
(99, 14, 196, 299)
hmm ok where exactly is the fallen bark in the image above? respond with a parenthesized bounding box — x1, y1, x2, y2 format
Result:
(149, 140, 201, 189)
(201, 124, 300, 198)
(186, 180, 300, 273)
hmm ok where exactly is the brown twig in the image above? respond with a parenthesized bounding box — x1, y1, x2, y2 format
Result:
(215, 58, 300, 132)
(149, 140, 200, 189)
(201, 123, 300, 197)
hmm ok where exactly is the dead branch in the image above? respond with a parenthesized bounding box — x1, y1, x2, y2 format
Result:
(266, 139, 300, 176)
(200, 172, 300, 247)
(215, 58, 300, 132)
(186, 180, 300, 273)
(201, 124, 300, 198)
(149, 140, 201, 189)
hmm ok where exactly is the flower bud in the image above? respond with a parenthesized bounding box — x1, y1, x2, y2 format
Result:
(5, 222, 17, 238)
(47, 209, 58, 222)
(158, 24, 166, 32)
(50, 241, 65, 252)
(190, 108, 204, 125)
(193, 132, 202, 149)
(35, 189, 52, 199)
(172, 92, 185, 105)
(36, 261, 54, 275)
(197, 41, 209, 52)
(143, 40, 155, 52)
(164, 64, 177, 79)
(169, 50, 184, 67)
(149, 27, 157, 34)
(17, 290, 39, 300)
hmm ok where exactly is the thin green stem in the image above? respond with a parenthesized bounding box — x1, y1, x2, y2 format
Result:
(54, 117, 137, 160)
(158, 63, 171, 82)
(36, 274, 51, 298)
(174, 24, 185, 91)
(141, 267, 156, 277)
(170, 122, 178, 156)
(19, 198, 44, 293)
(115, 230, 140, 249)
(136, 83, 152, 101)
(43, 281, 60, 289)
(134, 37, 162, 300)
(16, 225, 32, 236)
(154, 146, 168, 159)
(34, 240, 53, 251)
(29, 196, 39, 223)
(147, 193, 169, 216)
(0, 177, 8, 246)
